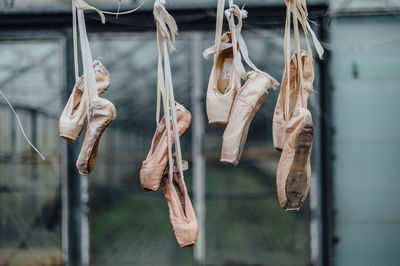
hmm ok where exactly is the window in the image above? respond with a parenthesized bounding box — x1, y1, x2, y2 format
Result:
(0, 36, 65, 266)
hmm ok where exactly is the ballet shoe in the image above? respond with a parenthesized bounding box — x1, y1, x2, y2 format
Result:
(161, 156, 199, 247)
(276, 107, 313, 210)
(220, 71, 274, 166)
(140, 104, 191, 191)
(76, 96, 116, 176)
(59, 60, 110, 141)
(206, 32, 239, 126)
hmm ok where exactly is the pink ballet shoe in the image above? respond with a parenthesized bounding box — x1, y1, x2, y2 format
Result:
(59, 60, 110, 141)
(140, 104, 191, 191)
(76, 96, 116, 176)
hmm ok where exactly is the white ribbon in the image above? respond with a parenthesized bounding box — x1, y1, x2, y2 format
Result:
(204, 3, 279, 91)
(283, 0, 324, 121)
(77, 9, 98, 118)
(154, 0, 186, 184)
(72, 0, 104, 119)
(74, 0, 106, 24)
(71, 0, 146, 96)
(73, 0, 147, 20)
(213, 0, 226, 65)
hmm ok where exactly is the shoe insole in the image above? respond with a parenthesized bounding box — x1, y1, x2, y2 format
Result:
(217, 57, 233, 94)
(73, 89, 83, 111)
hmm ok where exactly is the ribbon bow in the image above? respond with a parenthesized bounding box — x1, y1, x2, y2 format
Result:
(153, 0, 178, 52)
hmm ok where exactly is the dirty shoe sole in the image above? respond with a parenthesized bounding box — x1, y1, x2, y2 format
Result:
(284, 126, 313, 210)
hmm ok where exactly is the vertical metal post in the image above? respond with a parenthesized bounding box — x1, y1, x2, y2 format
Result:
(191, 33, 206, 266)
(81, 175, 89, 266)
(318, 15, 333, 266)
(65, 27, 83, 266)
(30, 110, 38, 210)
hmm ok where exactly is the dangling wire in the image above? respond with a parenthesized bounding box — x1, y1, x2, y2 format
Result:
(0, 90, 45, 160)
(116, 0, 122, 19)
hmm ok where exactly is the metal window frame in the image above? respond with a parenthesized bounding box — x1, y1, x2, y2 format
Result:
(0, 4, 331, 266)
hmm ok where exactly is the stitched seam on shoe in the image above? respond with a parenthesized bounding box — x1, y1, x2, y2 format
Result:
(286, 142, 295, 151)
(237, 97, 255, 109)
(142, 165, 165, 170)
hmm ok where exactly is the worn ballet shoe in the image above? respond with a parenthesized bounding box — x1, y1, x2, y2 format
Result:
(59, 60, 110, 141)
(93, 60, 111, 94)
(220, 71, 275, 166)
(206, 32, 239, 126)
(76, 97, 116, 176)
(273, 51, 314, 151)
(140, 104, 191, 191)
(273, 53, 298, 151)
(274, 51, 314, 210)
(161, 157, 199, 248)
(276, 107, 313, 210)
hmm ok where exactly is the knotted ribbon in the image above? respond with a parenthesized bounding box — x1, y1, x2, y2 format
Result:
(203, 1, 279, 91)
(153, 0, 185, 184)
(72, 0, 147, 114)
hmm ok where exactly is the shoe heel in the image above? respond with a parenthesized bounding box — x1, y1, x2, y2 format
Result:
(206, 88, 236, 126)
(59, 122, 84, 141)
(140, 166, 165, 191)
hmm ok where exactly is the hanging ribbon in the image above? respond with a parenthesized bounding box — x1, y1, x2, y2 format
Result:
(71, 0, 146, 87)
(282, 0, 324, 121)
(204, 3, 279, 90)
(213, 0, 226, 65)
(73, 0, 147, 18)
(72, 0, 105, 120)
(153, 0, 185, 185)
(76, 8, 99, 120)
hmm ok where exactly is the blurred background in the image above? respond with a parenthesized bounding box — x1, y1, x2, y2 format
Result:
(0, 0, 399, 266)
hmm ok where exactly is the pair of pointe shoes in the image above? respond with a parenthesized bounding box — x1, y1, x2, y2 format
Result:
(206, 32, 278, 166)
(140, 104, 199, 247)
(59, 60, 116, 176)
(273, 51, 314, 211)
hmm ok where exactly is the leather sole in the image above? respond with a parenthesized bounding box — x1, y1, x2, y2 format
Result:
(284, 126, 313, 210)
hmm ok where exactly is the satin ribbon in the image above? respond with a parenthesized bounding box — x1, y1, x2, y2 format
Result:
(283, 0, 324, 121)
(76, 8, 98, 120)
(153, 0, 185, 184)
(71, 0, 146, 89)
(204, 3, 279, 90)
(213, 0, 226, 66)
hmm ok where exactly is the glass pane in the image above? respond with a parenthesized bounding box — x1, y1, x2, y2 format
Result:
(0, 38, 64, 265)
(86, 30, 313, 265)
(331, 16, 400, 266)
(330, 0, 400, 10)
